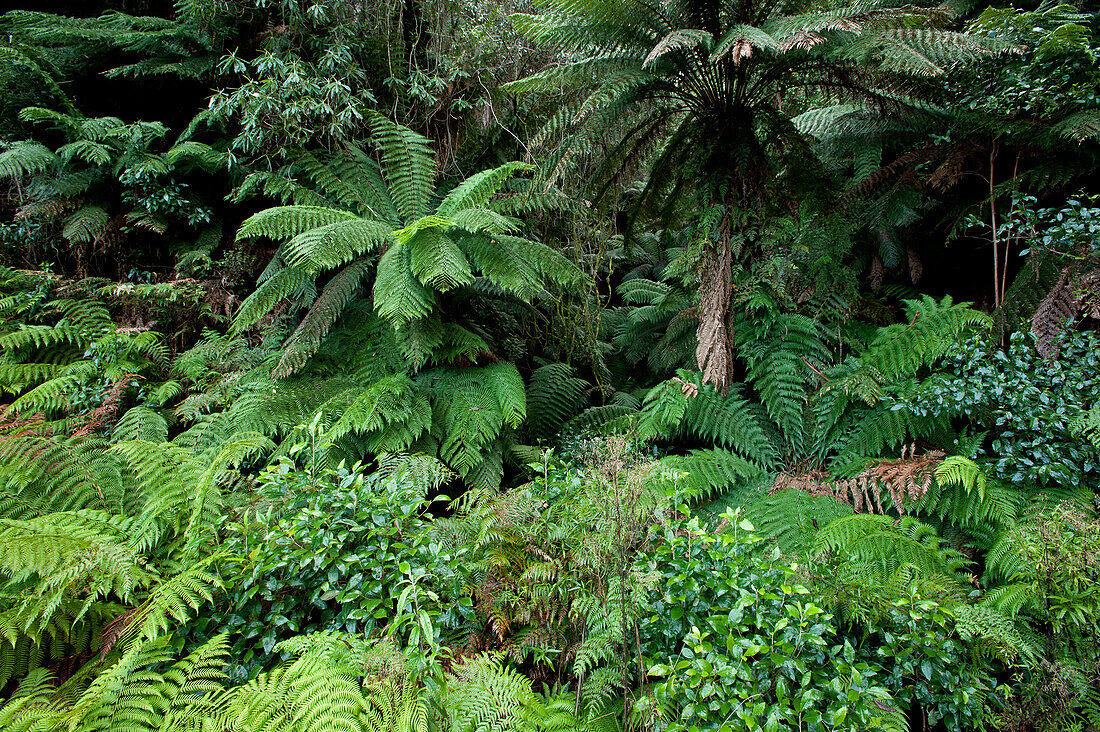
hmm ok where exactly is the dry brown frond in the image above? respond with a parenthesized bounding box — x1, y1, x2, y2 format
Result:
(1031, 268, 1078, 358)
(773, 447, 945, 514)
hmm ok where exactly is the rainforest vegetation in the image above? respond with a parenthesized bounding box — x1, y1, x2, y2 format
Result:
(0, 0, 1098, 729)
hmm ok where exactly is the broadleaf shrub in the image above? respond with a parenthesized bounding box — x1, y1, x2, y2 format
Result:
(197, 454, 469, 678)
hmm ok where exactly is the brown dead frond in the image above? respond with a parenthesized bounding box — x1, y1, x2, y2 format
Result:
(773, 446, 944, 514)
(670, 376, 699, 398)
(908, 247, 924, 284)
(72, 376, 138, 437)
(1031, 269, 1078, 358)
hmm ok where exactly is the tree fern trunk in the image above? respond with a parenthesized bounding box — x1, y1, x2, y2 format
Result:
(694, 110, 769, 394)
(696, 224, 736, 393)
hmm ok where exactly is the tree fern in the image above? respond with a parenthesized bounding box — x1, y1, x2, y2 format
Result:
(508, 0, 1001, 391)
(234, 122, 579, 384)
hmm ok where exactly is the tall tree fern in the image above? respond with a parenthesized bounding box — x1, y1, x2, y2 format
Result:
(507, 0, 1002, 391)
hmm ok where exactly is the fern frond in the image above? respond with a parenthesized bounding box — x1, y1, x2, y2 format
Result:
(444, 655, 534, 732)
(437, 162, 534, 218)
(280, 218, 391, 270)
(0, 140, 59, 179)
(745, 488, 853, 554)
(525, 363, 590, 438)
(857, 295, 990, 381)
(408, 229, 473, 291)
(369, 112, 436, 224)
(814, 514, 968, 582)
(112, 406, 169, 443)
(230, 264, 316, 334)
(273, 258, 373, 378)
(374, 242, 436, 327)
(236, 205, 360, 243)
(657, 448, 763, 504)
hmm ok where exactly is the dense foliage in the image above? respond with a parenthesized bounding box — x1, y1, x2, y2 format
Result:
(0, 0, 1098, 730)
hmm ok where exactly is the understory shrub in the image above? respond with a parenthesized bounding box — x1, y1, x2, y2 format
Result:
(195, 451, 469, 678)
(911, 329, 1100, 489)
(636, 514, 908, 732)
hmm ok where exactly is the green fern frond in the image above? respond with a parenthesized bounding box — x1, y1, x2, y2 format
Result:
(369, 112, 436, 223)
(437, 162, 534, 218)
(237, 205, 361, 242)
(1071, 405, 1100, 448)
(745, 488, 854, 555)
(430, 364, 526, 477)
(112, 406, 170, 443)
(814, 514, 969, 582)
(953, 603, 1041, 663)
(736, 309, 831, 454)
(273, 258, 374, 378)
(658, 448, 763, 504)
(408, 229, 473, 291)
(857, 296, 990, 382)
(231, 265, 317, 334)
(525, 363, 590, 438)
(678, 381, 779, 468)
(280, 219, 391, 269)
(444, 655, 534, 732)
(373, 242, 436, 327)
(0, 140, 59, 179)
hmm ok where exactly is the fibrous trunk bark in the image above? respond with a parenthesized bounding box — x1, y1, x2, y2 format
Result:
(693, 110, 766, 393)
(695, 222, 736, 393)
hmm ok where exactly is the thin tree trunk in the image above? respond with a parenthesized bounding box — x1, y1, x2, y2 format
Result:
(990, 143, 1000, 309)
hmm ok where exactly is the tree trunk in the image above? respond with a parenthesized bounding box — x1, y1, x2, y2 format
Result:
(695, 222, 736, 393)
(693, 112, 769, 393)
